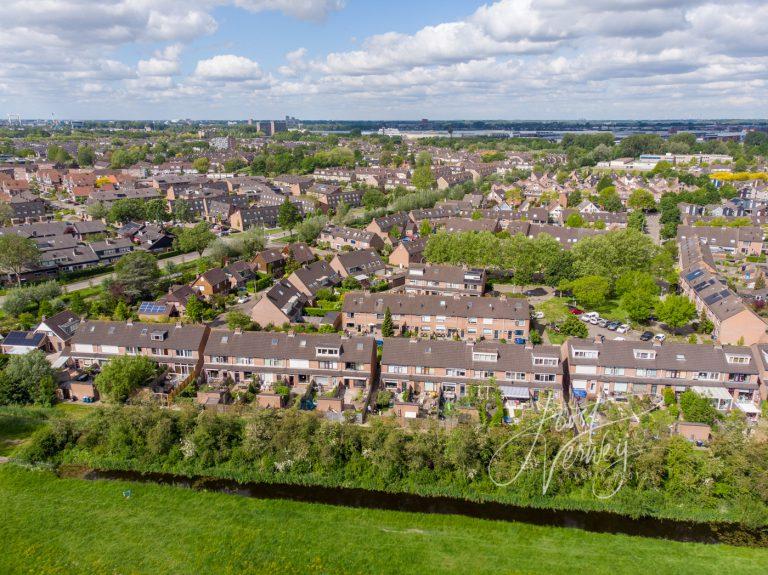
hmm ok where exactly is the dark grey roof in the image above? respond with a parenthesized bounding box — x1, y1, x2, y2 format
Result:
(71, 320, 208, 351)
(343, 291, 529, 320)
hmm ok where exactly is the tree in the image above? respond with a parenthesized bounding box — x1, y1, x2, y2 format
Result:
(412, 165, 436, 191)
(114, 251, 160, 302)
(108, 198, 146, 223)
(628, 188, 656, 211)
(172, 199, 194, 223)
(566, 189, 582, 207)
(176, 222, 215, 257)
(144, 198, 168, 222)
(679, 390, 718, 425)
(0, 203, 14, 226)
(614, 271, 659, 297)
(755, 273, 765, 290)
(559, 315, 588, 338)
(278, 197, 302, 234)
(627, 210, 646, 232)
(382, 307, 394, 337)
(596, 175, 613, 192)
(185, 295, 207, 322)
(362, 188, 387, 209)
(112, 300, 131, 320)
(76, 145, 95, 167)
(656, 295, 697, 332)
(0, 350, 57, 406)
(192, 157, 210, 173)
(94, 355, 158, 403)
(419, 220, 432, 236)
(597, 186, 622, 212)
(227, 311, 253, 331)
(621, 289, 659, 323)
(69, 292, 88, 316)
(0, 235, 40, 286)
(297, 214, 328, 244)
(86, 201, 109, 221)
(567, 275, 611, 309)
(565, 212, 585, 228)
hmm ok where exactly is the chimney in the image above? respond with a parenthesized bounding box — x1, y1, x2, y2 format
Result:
(234, 327, 242, 335)
(525, 340, 534, 350)
(593, 334, 604, 344)
(126, 319, 133, 327)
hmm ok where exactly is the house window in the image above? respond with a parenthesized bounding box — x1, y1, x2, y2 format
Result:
(316, 347, 340, 357)
(265, 358, 285, 367)
(446, 368, 466, 377)
(605, 366, 625, 375)
(415, 366, 434, 375)
(472, 352, 498, 363)
(726, 355, 750, 364)
(237, 357, 253, 365)
(696, 372, 720, 381)
(633, 350, 656, 360)
(572, 349, 598, 359)
(636, 368, 657, 378)
(177, 349, 192, 358)
(387, 365, 407, 374)
(533, 357, 558, 366)
(505, 372, 526, 381)
(534, 373, 556, 383)
(421, 315, 431, 322)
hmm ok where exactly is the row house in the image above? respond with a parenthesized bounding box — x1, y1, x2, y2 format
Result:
(250, 279, 307, 326)
(319, 225, 384, 251)
(441, 217, 501, 234)
(253, 248, 287, 276)
(380, 338, 564, 407)
(307, 184, 363, 212)
(202, 331, 376, 397)
(9, 198, 50, 223)
(342, 291, 530, 342)
(565, 338, 761, 417)
(272, 175, 313, 196)
(388, 237, 427, 268)
(676, 225, 764, 256)
(408, 205, 461, 225)
(283, 242, 315, 266)
(330, 249, 385, 279)
(679, 266, 767, 345)
(191, 268, 231, 298)
(507, 222, 606, 249)
(287, 260, 341, 300)
(559, 208, 628, 229)
(69, 320, 209, 378)
(313, 167, 356, 184)
(404, 264, 486, 297)
(86, 187, 162, 208)
(89, 237, 134, 263)
(229, 205, 282, 231)
(365, 212, 416, 243)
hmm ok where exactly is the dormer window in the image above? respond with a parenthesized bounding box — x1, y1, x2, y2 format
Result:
(473, 351, 498, 363)
(533, 356, 558, 366)
(572, 349, 598, 359)
(633, 350, 656, 360)
(316, 347, 340, 357)
(150, 330, 167, 341)
(726, 354, 750, 364)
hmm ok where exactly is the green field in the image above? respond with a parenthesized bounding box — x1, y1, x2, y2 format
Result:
(1, 466, 767, 575)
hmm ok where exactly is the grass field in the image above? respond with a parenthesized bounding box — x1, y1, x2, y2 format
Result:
(0, 404, 91, 456)
(1, 466, 767, 575)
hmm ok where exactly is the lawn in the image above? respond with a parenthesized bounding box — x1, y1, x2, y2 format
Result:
(1, 466, 767, 575)
(0, 404, 91, 456)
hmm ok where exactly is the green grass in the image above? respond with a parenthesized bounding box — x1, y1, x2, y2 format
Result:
(1, 466, 767, 575)
(0, 404, 91, 456)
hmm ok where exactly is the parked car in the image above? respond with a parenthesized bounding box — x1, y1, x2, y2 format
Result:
(236, 295, 250, 304)
(568, 306, 584, 315)
(614, 336, 626, 341)
(597, 318, 609, 328)
(654, 333, 666, 342)
(606, 321, 620, 331)
(590, 316, 601, 325)
(616, 324, 629, 333)
(532, 311, 545, 320)
(580, 311, 597, 322)
(640, 331, 654, 341)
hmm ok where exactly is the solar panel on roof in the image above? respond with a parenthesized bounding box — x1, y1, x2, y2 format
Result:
(720, 289, 731, 298)
(685, 269, 704, 281)
(704, 293, 724, 305)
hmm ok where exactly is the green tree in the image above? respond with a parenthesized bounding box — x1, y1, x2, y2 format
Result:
(227, 311, 253, 331)
(192, 157, 210, 173)
(628, 189, 656, 211)
(656, 295, 697, 332)
(627, 210, 646, 232)
(278, 197, 302, 234)
(114, 251, 160, 302)
(382, 307, 394, 337)
(559, 315, 589, 338)
(108, 198, 146, 224)
(176, 222, 215, 256)
(76, 145, 95, 167)
(94, 355, 158, 403)
(144, 198, 168, 222)
(0, 350, 57, 406)
(86, 201, 108, 221)
(112, 300, 131, 320)
(0, 235, 41, 286)
(566, 189, 582, 207)
(614, 271, 659, 297)
(69, 292, 88, 316)
(597, 186, 622, 212)
(412, 165, 436, 191)
(172, 199, 194, 223)
(185, 295, 208, 322)
(565, 212, 585, 228)
(567, 275, 611, 309)
(362, 188, 387, 209)
(0, 203, 14, 226)
(621, 289, 659, 323)
(679, 390, 718, 425)
(419, 220, 432, 237)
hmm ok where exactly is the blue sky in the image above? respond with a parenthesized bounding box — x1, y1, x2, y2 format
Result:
(1, 1, 767, 120)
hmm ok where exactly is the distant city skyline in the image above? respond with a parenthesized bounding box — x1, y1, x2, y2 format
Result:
(1, 1, 767, 120)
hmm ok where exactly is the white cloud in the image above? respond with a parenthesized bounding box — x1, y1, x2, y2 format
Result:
(193, 54, 262, 80)
(235, 0, 345, 21)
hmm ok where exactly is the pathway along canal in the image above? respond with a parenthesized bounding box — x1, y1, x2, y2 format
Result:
(77, 468, 768, 547)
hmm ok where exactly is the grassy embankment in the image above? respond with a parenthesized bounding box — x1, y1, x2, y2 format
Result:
(1, 465, 768, 575)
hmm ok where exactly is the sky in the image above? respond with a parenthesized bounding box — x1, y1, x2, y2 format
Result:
(1, 0, 767, 121)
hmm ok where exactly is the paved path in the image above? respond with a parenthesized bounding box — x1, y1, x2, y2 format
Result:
(646, 212, 662, 245)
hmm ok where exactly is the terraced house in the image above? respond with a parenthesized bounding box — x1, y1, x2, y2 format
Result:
(69, 320, 210, 378)
(565, 338, 762, 418)
(403, 264, 486, 297)
(342, 292, 530, 342)
(380, 338, 564, 410)
(202, 331, 377, 395)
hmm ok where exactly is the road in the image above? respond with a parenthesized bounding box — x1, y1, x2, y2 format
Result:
(0, 229, 292, 302)
(646, 212, 662, 245)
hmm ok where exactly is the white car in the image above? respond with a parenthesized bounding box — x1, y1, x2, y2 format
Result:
(533, 311, 545, 320)
(236, 295, 250, 304)
(614, 337, 626, 341)
(616, 324, 629, 333)
(654, 333, 666, 342)
(589, 316, 601, 325)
